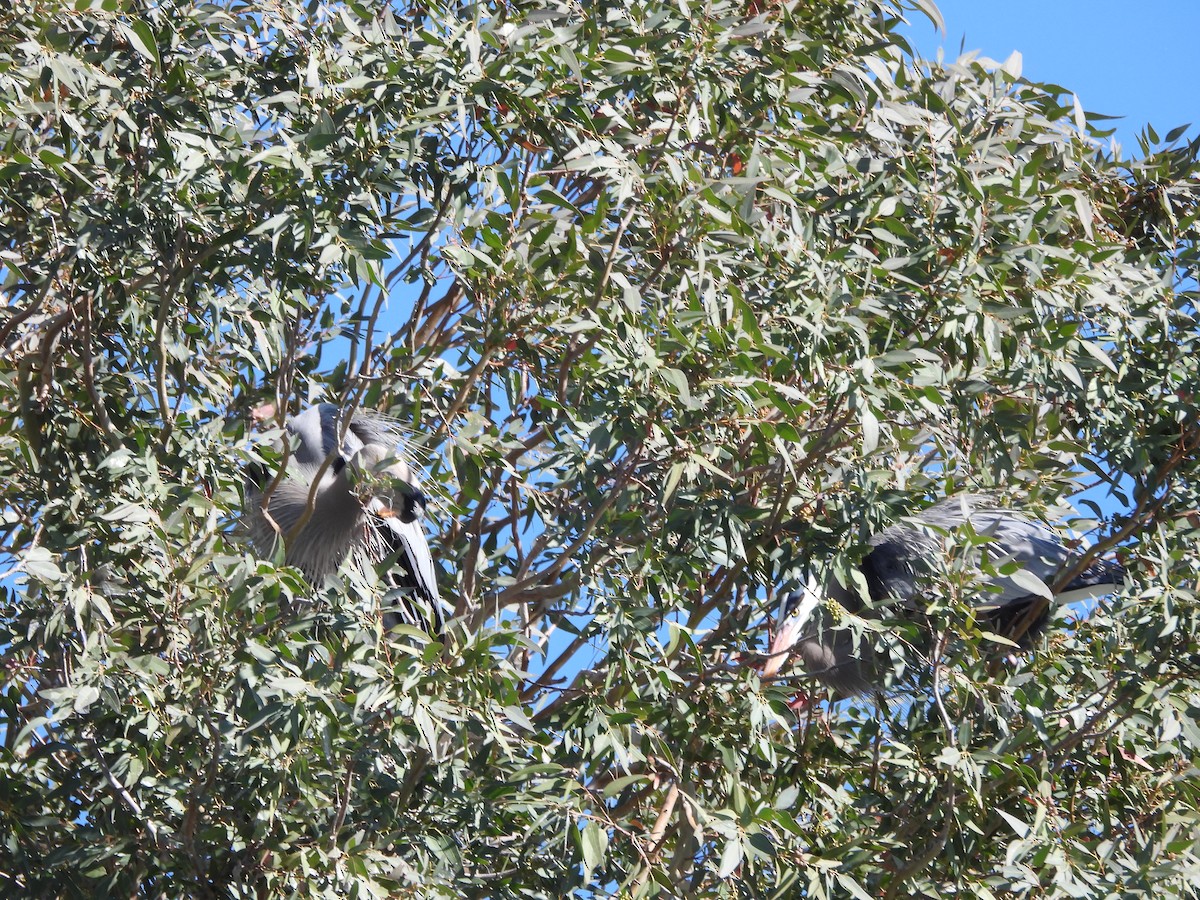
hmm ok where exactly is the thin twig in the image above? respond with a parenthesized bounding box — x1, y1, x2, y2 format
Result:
(521, 629, 592, 701)
(0, 265, 58, 349)
(931, 629, 956, 746)
(329, 755, 356, 847)
(155, 222, 190, 449)
(91, 739, 161, 845)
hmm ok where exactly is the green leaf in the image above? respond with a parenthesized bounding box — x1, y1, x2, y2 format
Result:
(121, 20, 160, 68)
(717, 837, 743, 878)
(662, 461, 685, 504)
(22, 547, 62, 583)
(996, 809, 1030, 838)
(1007, 569, 1054, 601)
(580, 821, 608, 881)
(860, 405, 880, 454)
(835, 873, 874, 900)
(2, 0, 1197, 894)
(912, 0, 945, 33)
(73, 685, 101, 714)
(1079, 339, 1119, 373)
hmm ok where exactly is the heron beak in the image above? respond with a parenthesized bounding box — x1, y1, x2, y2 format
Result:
(762, 615, 805, 678)
(364, 490, 425, 523)
(761, 576, 824, 678)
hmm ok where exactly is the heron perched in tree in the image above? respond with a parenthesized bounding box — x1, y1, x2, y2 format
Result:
(762, 495, 1125, 695)
(246, 403, 444, 635)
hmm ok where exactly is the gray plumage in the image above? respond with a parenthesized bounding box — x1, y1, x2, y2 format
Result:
(763, 495, 1124, 695)
(246, 404, 445, 634)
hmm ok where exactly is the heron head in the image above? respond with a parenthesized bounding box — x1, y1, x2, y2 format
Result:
(762, 572, 824, 678)
(347, 441, 427, 523)
(280, 405, 427, 522)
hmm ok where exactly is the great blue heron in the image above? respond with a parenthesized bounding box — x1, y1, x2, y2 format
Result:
(763, 495, 1125, 695)
(246, 403, 444, 635)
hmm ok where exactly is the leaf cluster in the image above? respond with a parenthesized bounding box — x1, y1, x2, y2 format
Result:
(1, 0, 1199, 897)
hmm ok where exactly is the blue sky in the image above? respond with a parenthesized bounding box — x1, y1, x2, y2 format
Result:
(906, 0, 1195, 523)
(904, 1, 1199, 152)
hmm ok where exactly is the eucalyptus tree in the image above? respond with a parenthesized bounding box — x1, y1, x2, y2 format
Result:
(2, 0, 1198, 897)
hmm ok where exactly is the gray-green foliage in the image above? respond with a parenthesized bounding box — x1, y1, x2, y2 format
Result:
(2, 0, 1198, 896)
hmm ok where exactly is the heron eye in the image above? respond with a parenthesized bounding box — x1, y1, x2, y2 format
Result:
(332, 455, 347, 474)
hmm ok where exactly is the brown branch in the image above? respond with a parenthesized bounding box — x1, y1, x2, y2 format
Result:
(593, 204, 638, 307)
(411, 281, 464, 351)
(520, 628, 592, 702)
(458, 466, 505, 608)
(1002, 482, 1170, 652)
(181, 711, 221, 897)
(881, 782, 954, 899)
(629, 781, 680, 895)
(438, 345, 498, 436)
(79, 294, 118, 445)
(395, 746, 431, 810)
(930, 629, 956, 746)
(149, 220, 200, 448)
(342, 198, 454, 418)
(493, 450, 643, 607)
(37, 303, 77, 403)
(0, 264, 59, 349)
(282, 447, 338, 545)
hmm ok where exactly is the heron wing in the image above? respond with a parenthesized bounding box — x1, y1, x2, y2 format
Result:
(958, 508, 1070, 607)
(864, 523, 938, 603)
(865, 499, 1071, 609)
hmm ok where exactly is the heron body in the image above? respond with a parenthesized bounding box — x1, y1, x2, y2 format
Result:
(764, 496, 1124, 695)
(246, 404, 444, 635)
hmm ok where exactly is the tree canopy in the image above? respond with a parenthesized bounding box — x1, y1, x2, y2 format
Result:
(2, 0, 1199, 896)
